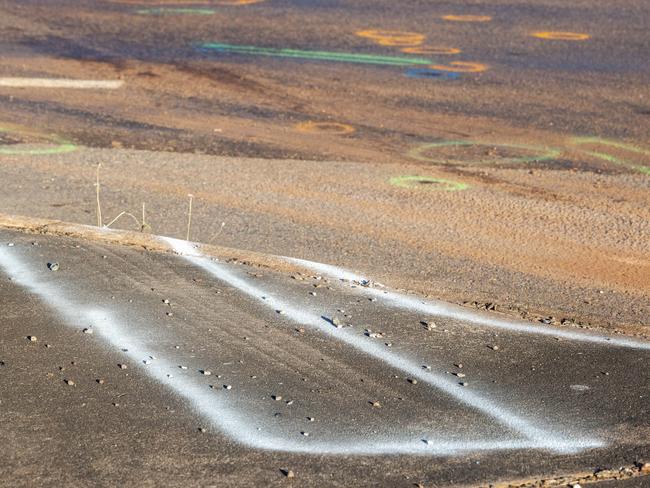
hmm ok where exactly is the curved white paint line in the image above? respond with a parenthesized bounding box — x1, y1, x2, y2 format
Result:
(0, 78, 124, 89)
(0, 245, 601, 456)
(162, 237, 602, 454)
(285, 257, 650, 351)
(0, 244, 604, 455)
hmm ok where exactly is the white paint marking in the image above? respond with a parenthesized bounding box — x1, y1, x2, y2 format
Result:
(0, 244, 601, 455)
(162, 237, 602, 454)
(0, 78, 124, 89)
(285, 257, 650, 351)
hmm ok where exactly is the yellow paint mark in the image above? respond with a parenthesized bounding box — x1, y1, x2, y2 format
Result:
(294, 121, 356, 135)
(442, 14, 492, 22)
(356, 29, 425, 47)
(531, 31, 590, 41)
(401, 46, 461, 55)
(428, 61, 488, 73)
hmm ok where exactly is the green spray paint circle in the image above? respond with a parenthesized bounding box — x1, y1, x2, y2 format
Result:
(408, 140, 561, 165)
(570, 137, 650, 175)
(389, 175, 469, 191)
(0, 126, 77, 155)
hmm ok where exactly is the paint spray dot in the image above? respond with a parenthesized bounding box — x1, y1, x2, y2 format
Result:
(531, 31, 590, 41)
(388, 175, 469, 191)
(0, 124, 77, 156)
(295, 121, 355, 135)
(356, 29, 425, 47)
(427, 61, 488, 73)
(442, 14, 492, 22)
(404, 68, 460, 80)
(408, 140, 561, 166)
(401, 46, 461, 55)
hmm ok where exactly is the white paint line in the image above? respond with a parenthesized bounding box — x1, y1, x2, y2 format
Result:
(163, 237, 602, 454)
(285, 257, 650, 351)
(0, 78, 124, 89)
(0, 243, 601, 456)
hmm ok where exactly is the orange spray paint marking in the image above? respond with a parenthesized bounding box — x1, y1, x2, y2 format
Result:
(442, 15, 492, 22)
(295, 121, 355, 135)
(428, 61, 488, 73)
(401, 46, 461, 55)
(356, 29, 425, 47)
(531, 31, 590, 41)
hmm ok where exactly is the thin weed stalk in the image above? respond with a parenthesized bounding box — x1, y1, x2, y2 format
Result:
(186, 194, 193, 241)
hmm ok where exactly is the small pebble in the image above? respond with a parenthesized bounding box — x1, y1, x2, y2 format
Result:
(224, 384, 232, 390)
(96, 379, 105, 384)
(83, 328, 93, 334)
(143, 360, 151, 365)
(118, 364, 127, 369)
(198, 427, 206, 433)
(300, 431, 309, 437)
(489, 345, 499, 351)
(307, 417, 315, 422)
(64, 379, 74, 386)
(201, 370, 211, 376)
(47, 262, 59, 271)
(28, 335, 37, 342)
(407, 378, 418, 385)
(272, 395, 282, 401)
(179, 365, 188, 370)
(280, 468, 295, 478)
(7, 243, 14, 247)
(163, 299, 170, 304)
(459, 382, 468, 387)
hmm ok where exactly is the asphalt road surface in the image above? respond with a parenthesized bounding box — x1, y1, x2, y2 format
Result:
(0, 0, 649, 486)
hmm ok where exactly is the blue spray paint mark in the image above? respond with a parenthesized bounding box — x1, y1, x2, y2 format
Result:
(404, 68, 460, 80)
